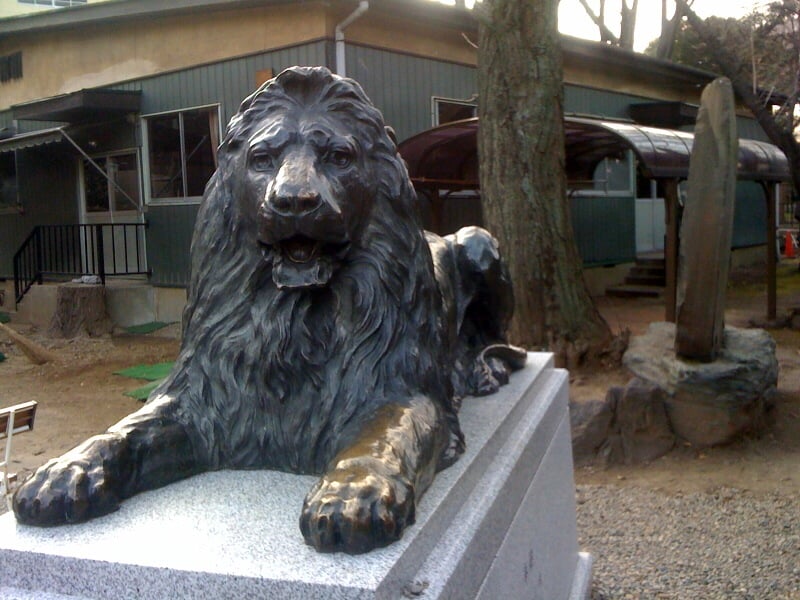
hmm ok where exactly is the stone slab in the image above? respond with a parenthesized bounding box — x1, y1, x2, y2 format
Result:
(0, 353, 590, 599)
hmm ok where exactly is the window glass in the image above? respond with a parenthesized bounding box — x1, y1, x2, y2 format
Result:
(109, 153, 141, 211)
(182, 109, 216, 197)
(593, 155, 631, 193)
(145, 106, 219, 202)
(83, 153, 141, 214)
(147, 113, 184, 199)
(434, 98, 477, 126)
(84, 157, 110, 213)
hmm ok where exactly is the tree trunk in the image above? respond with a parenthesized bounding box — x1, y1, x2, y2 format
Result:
(48, 283, 113, 339)
(655, 0, 685, 59)
(477, 0, 612, 366)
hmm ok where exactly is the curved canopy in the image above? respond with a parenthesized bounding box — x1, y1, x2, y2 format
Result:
(398, 117, 790, 188)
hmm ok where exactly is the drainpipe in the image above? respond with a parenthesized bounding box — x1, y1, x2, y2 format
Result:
(335, 1, 369, 77)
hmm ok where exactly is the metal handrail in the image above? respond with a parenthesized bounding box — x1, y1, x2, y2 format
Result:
(12, 223, 149, 305)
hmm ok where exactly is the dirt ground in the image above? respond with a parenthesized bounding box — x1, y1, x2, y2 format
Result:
(1, 259, 799, 503)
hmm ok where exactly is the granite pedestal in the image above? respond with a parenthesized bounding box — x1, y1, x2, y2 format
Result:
(0, 353, 591, 599)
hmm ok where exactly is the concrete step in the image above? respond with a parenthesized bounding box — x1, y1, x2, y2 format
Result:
(606, 284, 664, 298)
(624, 274, 666, 286)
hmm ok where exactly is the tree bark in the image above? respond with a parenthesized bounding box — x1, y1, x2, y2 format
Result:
(48, 283, 113, 339)
(477, 0, 612, 365)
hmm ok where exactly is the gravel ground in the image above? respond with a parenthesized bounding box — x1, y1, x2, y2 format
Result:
(576, 484, 800, 599)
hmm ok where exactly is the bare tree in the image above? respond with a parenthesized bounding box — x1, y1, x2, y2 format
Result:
(676, 0, 800, 194)
(477, 0, 614, 366)
(576, 0, 640, 50)
(655, 0, 694, 59)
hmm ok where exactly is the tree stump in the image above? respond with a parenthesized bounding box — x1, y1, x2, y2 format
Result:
(48, 283, 113, 338)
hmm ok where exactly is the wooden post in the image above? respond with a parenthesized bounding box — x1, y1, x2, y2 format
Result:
(664, 179, 680, 323)
(766, 182, 777, 321)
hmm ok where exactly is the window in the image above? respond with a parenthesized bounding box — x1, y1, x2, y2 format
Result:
(0, 152, 19, 213)
(82, 152, 141, 215)
(143, 106, 220, 203)
(432, 97, 477, 127)
(0, 52, 22, 84)
(591, 153, 634, 195)
(17, 0, 87, 7)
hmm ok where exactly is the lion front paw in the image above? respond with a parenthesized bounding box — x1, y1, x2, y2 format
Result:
(13, 444, 121, 526)
(299, 464, 416, 554)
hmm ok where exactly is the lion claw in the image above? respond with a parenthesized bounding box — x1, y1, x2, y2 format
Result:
(13, 454, 120, 526)
(300, 468, 415, 554)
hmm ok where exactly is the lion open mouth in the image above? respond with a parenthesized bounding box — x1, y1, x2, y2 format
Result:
(283, 235, 322, 264)
(263, 235, 348, 290)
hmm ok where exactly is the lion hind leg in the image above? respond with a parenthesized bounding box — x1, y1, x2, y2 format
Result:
(446, 227, 527, 397)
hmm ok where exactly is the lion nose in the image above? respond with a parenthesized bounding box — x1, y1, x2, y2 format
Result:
(269, 189, 323, 216)
(267, 153, 324, 216)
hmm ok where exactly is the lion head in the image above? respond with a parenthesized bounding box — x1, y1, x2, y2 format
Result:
(216, 66, 417, 290)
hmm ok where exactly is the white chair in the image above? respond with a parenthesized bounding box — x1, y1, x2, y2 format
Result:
(0, 401, 38, 510)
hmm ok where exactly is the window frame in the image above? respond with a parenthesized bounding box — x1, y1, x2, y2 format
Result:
(141, 103, 222, 207)
(431, 96, 478, 127)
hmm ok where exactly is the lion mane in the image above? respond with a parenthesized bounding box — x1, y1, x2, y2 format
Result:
(156, 66, 462, 473)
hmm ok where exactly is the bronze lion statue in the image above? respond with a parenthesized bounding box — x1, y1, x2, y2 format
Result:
(13, 66, 525, 554)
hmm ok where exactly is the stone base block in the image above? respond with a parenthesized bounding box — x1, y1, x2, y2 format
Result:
(624, 322, 778, 446)
(0, 354, 590, 599)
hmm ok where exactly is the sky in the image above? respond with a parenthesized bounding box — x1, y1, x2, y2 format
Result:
(436, 0, 768, 52)
(556, 0, 770, 51)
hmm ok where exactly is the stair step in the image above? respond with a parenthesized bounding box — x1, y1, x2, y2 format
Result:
(628, 265, 666, 278)
(606, 284, 664, 298)
(625, 275, 666, 286)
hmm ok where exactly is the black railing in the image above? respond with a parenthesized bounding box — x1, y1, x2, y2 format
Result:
(13, 223, 149, 305)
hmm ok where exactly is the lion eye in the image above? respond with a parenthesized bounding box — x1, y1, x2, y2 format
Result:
(326, 149, 354, 169)
(250, 152, 277, 172)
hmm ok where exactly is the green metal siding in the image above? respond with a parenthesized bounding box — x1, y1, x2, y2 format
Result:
(733, 180, 767, 247)
(570, 194, 637, 265)
(145, 203, 198, 287)
(346, 45, 477, 141)
(110, 41, 330, 124)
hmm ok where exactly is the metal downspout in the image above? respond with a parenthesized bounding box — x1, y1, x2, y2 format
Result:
(335, 1, 369, 77)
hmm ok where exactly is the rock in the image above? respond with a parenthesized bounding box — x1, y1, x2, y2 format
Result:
(570, 380, 675, 466)
(624, 322, 778, 446)
(615, 378, 675, 464)
(570, 396, 615, 462)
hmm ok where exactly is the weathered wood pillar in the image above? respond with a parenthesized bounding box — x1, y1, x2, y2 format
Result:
(765, 182, 777, 321)
(663, 178, 681, 323)
(675, 78, 738, 362)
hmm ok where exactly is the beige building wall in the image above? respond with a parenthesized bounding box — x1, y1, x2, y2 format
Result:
(0, 0, 111, 20)
(0, 3, 330, 110)
(0, 1, 478, 112)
